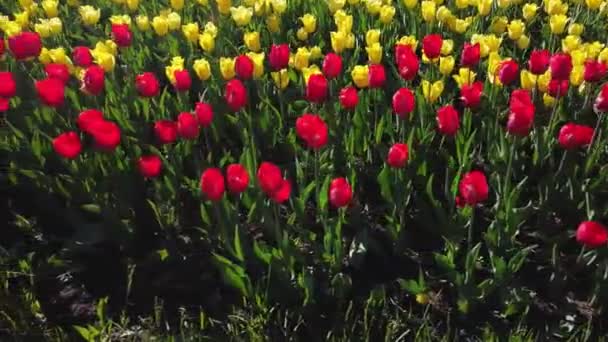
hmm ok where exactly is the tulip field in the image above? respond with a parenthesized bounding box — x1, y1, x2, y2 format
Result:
(4, 0, 608, 340)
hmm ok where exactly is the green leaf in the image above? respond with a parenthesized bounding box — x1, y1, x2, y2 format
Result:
(377, 166, 393, 202)
(233, 225, 244, 262)
(318, 175, 331, 211)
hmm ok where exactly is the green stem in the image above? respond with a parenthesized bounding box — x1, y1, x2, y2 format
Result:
(468, 207, 475, 253)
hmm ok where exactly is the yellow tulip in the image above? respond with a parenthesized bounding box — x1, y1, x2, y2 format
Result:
(449, 17, 472, 34)
(416, 293, 429, 305)
(537, 71, 551, 93)
(272, 69, 290, 89)
(366, 29, 381, 46)
(35, 21, 52, 38)
(297, 27, 309, 41)
(193, 58, 212, 80)
(351, 65, 369, 88)
(109, 15, 131, 25)
(585, 0, 602, 9)
(568, 23, 584, 36)
(403, 0, 418, 9)
(94, 52, 115, 71)
(520, 70, 537, 90)
(266, 14, 280, 33)
(271, 0, 287, 14)
(487, 52, 502, 84)
(14, 12, 29, 28)
(455, 0, 468, 9)
(302, 65, 322, 84)
(422, 80, 444, 103)
(49, 48, 71, 64)
(167, 12, 181, 30)
(217, 0, 232, 14)
(545, 0, 568, 14)
(42, 0, 59, 17)
(517, 35, 530, 49)
(331, 31, 347, 54)
(571, 49, 586, 66)
(293, 48, 311, 71)
(152, 16, 169, 36)
(220, 57, 236, 80)
(244, 32, 261, 52)
(39, 48, 52, 64)
(477, 0, 492, 15)
(19, 0, 34, 8)
(586, 42, 605, 59)
(439, 56, 455, 75)
(247, 52, 265, 78)
(310, 46, 323, 60)
(366, 0, 383, 14)
(490, 16, 508, 34)
(171, 0, 184, 10)
(328, 0, 346, 13)
(165, 64, 181, 84)
(126, 0, 140, 11)
(498, 0, 511, 8)
(136, 15, 149, 30)
(543, 94, 555, 107)
(335, 11, 353, 33)
(598, 47, 608, 63)
(182, 23, 199, 43)
(204, 22, 218, 38)
(399, 36, 418, 49)
(561, 35, 581, 53)
(300, 14, 317, 33)
(522, 3, 538, 21)
(379, 5, 396, 23)
(230, 6, 252, 26)
(570, 65, 584, 86)
(507, 20, 524, 40)
(421, 1, 436, 22)
(485, 35, 502, 53)
(49, 18, 62, 34)
(549, 15, 567, 34)
(437, 6, 453, 23)
(441, 39, 453, 55)
(366, 43, 383, 64)
(453, 68, 476, 87)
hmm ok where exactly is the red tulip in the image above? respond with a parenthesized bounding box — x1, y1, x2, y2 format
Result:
(77, 109, 104, 133)
(368, 64, 386, 88)
(200, 168, 225, 201)
(226, 163, 249, 194)
(53, 132, 82, 159)
(257, 162, 283, 195)
(550, 53, 573, 81)
(548, 79, 569, 98)
(576, 221, 608, 248)
(422, 34, 442, 59)
(235, 54, 254, 80)
(271, 179, 291, 203)
(322, 53, 342, 79)
(460, 81, 483, 108)
(136, 72, 160, 97)
(82, 65, 105, 95)
(387, 143, 409, 168)
(339, 86, 358, 110)
(306, 74, 328, 103)
(225, 79, 248, 111)
(528, 49, 550, 75)
(0, 38, 4, 57)
(395, 45, 419, 81)
(72, 46, 93, 67)
(392, 88, 415, 118)
(177, 112, 199, 139)
(329, 177, 353, 208)
(138, 155, 162, 178)
(111, 24, 132, 47)
(269, 44, 290, 71)
(558, 123, 594, 149)
(45, 63, 70, 84)
(89, 120, 121, 150)
(35, 78, 65, 107)
(154, 120, 178, 144)
(0, 72, 17, 98)
(195, 102, 214, 127)
(173, 70, 191, 91)
(8, 32, 42, 60)
(436, 105, 460, 136)
(507, 89, 535, 136)
(295, 113, 328, 149)
(594, 83, 608, 113)
(583, 60, 607, 83)
(458, 170, 489, 206)
(0, 98, 9, 112)
(461, 43, 480, 67)
(497, 60, 519, 85)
